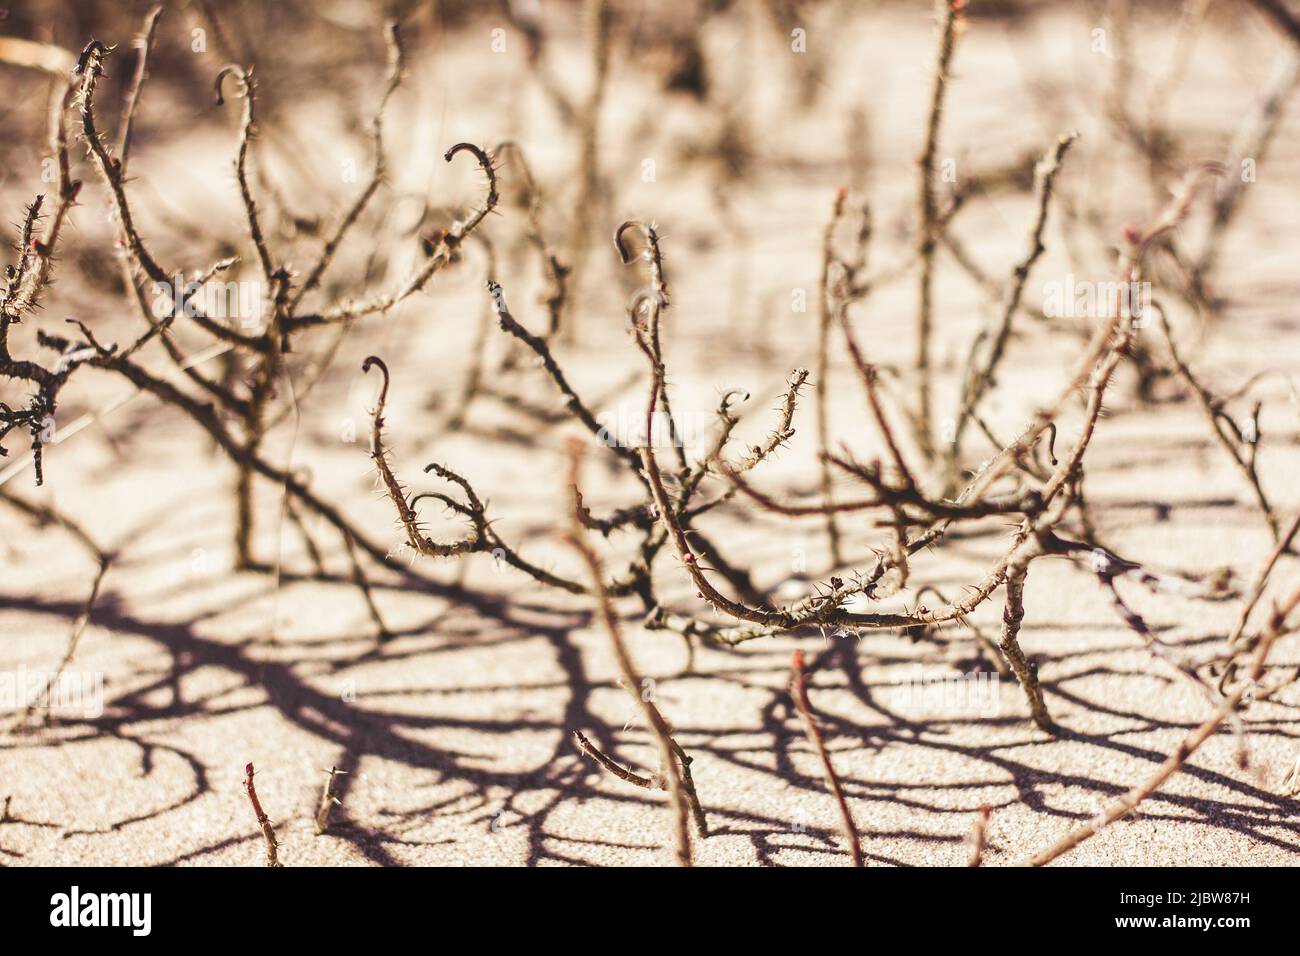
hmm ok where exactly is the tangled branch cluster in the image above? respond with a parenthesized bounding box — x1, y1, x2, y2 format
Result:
(3, 0, 1298, 868)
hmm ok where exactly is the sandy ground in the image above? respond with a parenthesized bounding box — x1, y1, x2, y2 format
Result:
(2, 2, 1299, 866)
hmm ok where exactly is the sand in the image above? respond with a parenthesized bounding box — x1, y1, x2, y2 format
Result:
(1, 1, 1298, 866)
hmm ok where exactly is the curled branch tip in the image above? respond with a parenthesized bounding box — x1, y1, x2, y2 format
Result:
(444, 141, 491, 168)
(614, 219, 652, 265)
(73, 40, 109, 76)
(361, 355, 391, 410)
(629, 288, 668, 326)
(214, 64, 251, 106)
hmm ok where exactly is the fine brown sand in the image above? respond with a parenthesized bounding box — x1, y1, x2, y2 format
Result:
(2, 1, 1299, 866)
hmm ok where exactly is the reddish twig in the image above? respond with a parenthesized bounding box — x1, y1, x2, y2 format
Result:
(967, 804, 991, 867)
(789, 650, 864, 866)
(243, 762, 284, 867)
(1025, 586, 1298, 866)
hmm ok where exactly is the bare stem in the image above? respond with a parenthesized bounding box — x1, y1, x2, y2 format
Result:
(314, 766, 347, 835)
(789, 650, 864, 866)
(998, 564, 1054, 732)
(243, 762, 284, 867)
(1025, 586, 1297, 866)
(913, 0, 963, 459)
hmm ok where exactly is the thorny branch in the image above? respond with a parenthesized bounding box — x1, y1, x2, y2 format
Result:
(566, 444, 702, 864)
(1025, 585, 1300, 866)
(789, 649, 864, 866)
(243, 762, 284, 867)
(1, 3, 1296, 871)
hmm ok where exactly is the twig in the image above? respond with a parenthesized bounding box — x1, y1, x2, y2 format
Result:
(573, 730, 660, 789)
(615, 220, 686, 470)
(789, 649, 864, 866)
(913, 0, 964, 459)
(243, 762, 284, 867)
(816, 190, 851, 565)
(951, 132, 1077, 472)
(342, 530, 392, 642)
(1225, 509, 1300, 649)
(116, 5, 165, 178)
(364, 353, 588, 593)
(1, 489, 113, 727)
(1193, 50, 1298, 291)
(489, 281, 644, 475)
(291, 21, 405, 309)
(15, 557, 109, 728)
(560, 0, 613, 336)
(1155, 305, 1279, 539)
(998, 563, 1054, 732)
(565, 443, 700, 863)
(967, 804, 991, 867)
(494, 141, 569, 336)
(1025, 585, 1298, 866)
(287, 142, 498, 330)
(314, 766, 347, 835)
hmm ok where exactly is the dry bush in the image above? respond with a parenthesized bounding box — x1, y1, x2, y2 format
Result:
(1, 0, 1299, 867)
